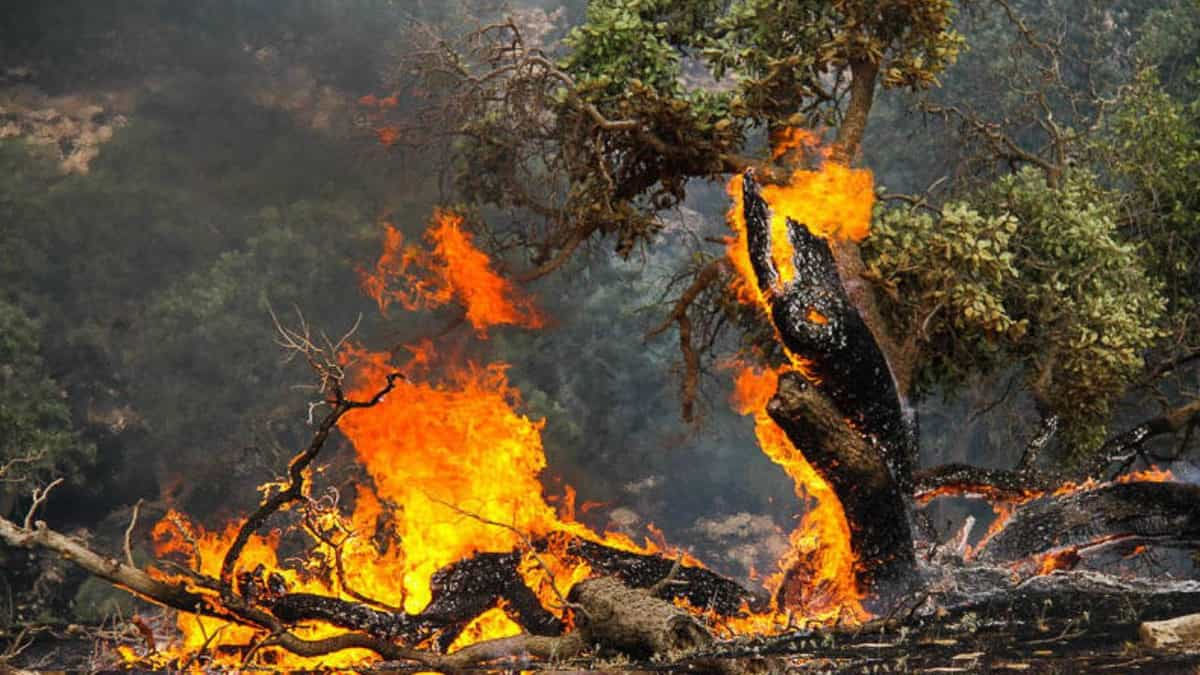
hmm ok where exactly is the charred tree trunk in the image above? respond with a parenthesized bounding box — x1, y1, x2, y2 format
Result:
(767, 373, 917, 597)
(742, 171, 918, 600)
(743, 172, 915, 487)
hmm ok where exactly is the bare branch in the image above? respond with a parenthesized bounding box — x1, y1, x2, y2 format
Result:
(124, 499, 144, 568)
(24, 478, 64, 530)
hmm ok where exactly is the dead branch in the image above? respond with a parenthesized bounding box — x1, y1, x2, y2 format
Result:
(0, 450, 46, 484)
(23, 478, 63, 531)
(220, 313, 403, 586)
(123, 499, 143, 568)
(299, 499, 402, 613)
(1090, 398, 1200, 478)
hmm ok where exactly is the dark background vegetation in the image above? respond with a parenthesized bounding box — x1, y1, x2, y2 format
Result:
(0, 0, 1196, 629)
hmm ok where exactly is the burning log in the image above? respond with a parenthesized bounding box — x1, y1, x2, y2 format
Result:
(979, 481, 1200, 563)
(257, 541, 760, 654)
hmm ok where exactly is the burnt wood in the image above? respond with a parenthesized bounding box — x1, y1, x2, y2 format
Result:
(742, 171, 918, 600)
(980, 481, 1200, 562)
(742, 171, 915, 488)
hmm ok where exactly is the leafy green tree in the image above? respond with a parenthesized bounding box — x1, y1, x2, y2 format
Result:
(415, 0, 961, 268)
(0, 300, 93, 512)
(864, 169, 1165, 456)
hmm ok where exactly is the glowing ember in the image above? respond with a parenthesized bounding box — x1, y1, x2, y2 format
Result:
(918, 467, 1177, 559)
(1034, 546, 1081, 575)
(358, 210, 543, 336)
(375, 126, 401, 146)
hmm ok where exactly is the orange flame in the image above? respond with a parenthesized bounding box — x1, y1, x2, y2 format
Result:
(1034, 546, 1081, 575)
(358, 210, 543, 336)
(725, 129, 874, 297)
(337, 344, 561, 613)
(727, 364, 866, 626)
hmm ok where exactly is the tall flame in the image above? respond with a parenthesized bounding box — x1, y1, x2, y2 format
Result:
(725, 129, 873, 298)
(337, 344, 561, 613)
(731, 366, 866, 624)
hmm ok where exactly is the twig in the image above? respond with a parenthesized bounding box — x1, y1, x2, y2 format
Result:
(0, 449, 46, 483)
(220, 366, 403, 586)
(179, 621, 223, 671)
(124, 499, 143, 567)
(648, 553, 685, 597)
(241, 629, 282, 668)
(24, 477, 64, 530)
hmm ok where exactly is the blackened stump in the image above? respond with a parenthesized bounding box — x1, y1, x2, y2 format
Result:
(742, 171, 916, 489)
(742, 170, 918, 602)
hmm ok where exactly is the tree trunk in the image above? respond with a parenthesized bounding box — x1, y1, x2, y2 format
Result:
(742, 172, 918, 601)
(767, 372, 917, 598)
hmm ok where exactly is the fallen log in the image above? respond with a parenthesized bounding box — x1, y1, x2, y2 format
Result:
(570, 575, 711, 659)
(979, 482, 1200, 563)
(265, 538, 762, 651)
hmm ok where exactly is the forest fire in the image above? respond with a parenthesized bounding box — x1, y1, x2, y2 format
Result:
(126, 207, 738, 668)
(123, 141, 893, 666)
(98, 122, 1195, 670)
(4, 3, 1200, 670)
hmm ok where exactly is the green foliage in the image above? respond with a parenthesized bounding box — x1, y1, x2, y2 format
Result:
(0, 300, 93, 498)
(704, 0, 962, 116)
(1098, 65, 1200, 325)
(450, 0, 961, 262)
(563, 0, 687, 96)
(866, 169, 1166, 457)
(1133, 0, 1200, 96)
